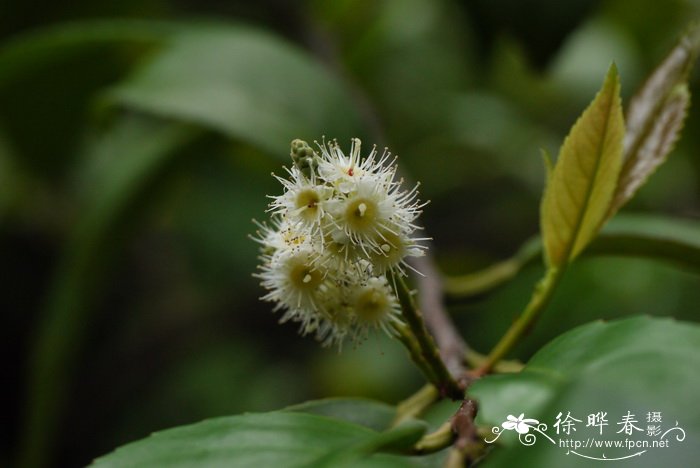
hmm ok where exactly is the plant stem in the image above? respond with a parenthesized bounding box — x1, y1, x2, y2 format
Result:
(409, 255, 469, 380)
(393, 323, 439, 385)
(394, 275, 464, 400)
(443, 237, 542, 299)
(393, 384, 439, 426)
(413, 421, 454, 454)
(444, 448, 467, 468)
(476, 267, 564, 375)
(465, 349, 524, 373)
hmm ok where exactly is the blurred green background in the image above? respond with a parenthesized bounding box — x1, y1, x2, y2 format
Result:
(1, 0, 698, 467)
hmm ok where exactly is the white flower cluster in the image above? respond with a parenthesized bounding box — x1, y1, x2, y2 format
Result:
(253, 138, 428, 347)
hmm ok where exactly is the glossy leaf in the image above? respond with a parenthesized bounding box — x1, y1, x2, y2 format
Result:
(107, 25, 362, 157)
(91, 410, 426, 467)
(608, 24, 700, 216)
(471, 316, 700, 467)
(540, 64, 625, 266)
(286, 398, 397, 432)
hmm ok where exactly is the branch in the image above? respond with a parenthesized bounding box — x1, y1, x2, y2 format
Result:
(410, 254, 469, 382)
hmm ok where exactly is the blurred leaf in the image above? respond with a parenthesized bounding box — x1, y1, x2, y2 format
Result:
(0, 21, 180, 178)
(20, 118, 198, 468)
(107, 25, 363, 157)
(286, 398, 397, 431)
(446, 92, 560, 191)
(470, 316, 700, 467)
(608, 24, 700, 216)
(540, 64, 625, 267)
(601, 0, 695, 58)
(445, 214, 700, 299)
(92, 411, 426, 467)
(549, 18, 642, 104)
(310, 0, 474, 193)
(0, 20, 176, 87)
(585, 213, 700, 271)
(162, 146, 276, 293)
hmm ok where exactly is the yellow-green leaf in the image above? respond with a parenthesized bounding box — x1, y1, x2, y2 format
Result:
(607, 24, 700, 218)
(540, 64, 625, 267)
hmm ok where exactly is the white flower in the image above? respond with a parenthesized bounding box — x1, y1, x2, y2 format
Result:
(325, 173, 427, 264)
(255, 239, 329, 331)
(268, 166, 332, 234)
(349, 276, 401, 339)
(253, 137, 430, 348)
(367, 229, 429, 276)
(502, 414, 540, 434)
(317, 138, 395, 193)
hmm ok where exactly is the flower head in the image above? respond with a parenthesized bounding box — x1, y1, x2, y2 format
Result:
(253, 138, 429, 347)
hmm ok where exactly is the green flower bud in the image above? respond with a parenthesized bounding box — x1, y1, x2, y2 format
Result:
(290, 139, 318, 178)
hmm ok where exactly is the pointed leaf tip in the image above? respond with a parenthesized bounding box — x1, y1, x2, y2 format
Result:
(541, 63, 625, 266)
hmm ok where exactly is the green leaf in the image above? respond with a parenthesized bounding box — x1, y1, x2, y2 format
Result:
(106, 25, 363, 156)
(0, 21, 183, 179)
(471, 316, 700, 467)
(0, 20, 176, 87)
(540, 64, 625, 266)
(91, 411, 426, 468)
(286, 398, 398, 432)
(585, 213, 700, 272)
(608, 24, 700, 217)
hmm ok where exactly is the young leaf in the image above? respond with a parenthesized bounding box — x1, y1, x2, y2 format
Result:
(540, 64, 625, 267)
(607, 24, 700, 217)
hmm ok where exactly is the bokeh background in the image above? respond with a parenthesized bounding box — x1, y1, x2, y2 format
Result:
(2, 0, 699, 467)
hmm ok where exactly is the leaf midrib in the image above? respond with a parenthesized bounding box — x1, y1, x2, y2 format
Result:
(560, 84, 617, 263)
